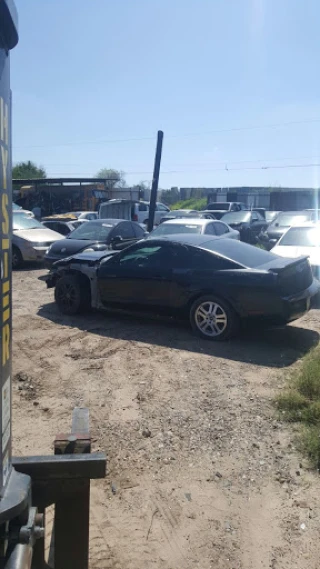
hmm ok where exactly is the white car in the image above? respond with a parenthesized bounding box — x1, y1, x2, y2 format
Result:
(271, 224, 320, 278)
(147, 218, 240, 240)
(12, 202, 34, 218)
(12, 213, 64, 269)
(99, 200, 170, 226)
(69, 211, 98, 221)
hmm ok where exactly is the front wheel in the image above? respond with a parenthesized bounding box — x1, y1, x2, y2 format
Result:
(12, 246, 23, 270)
(190, 295, 239, 341)
(54, 275, 90, 315)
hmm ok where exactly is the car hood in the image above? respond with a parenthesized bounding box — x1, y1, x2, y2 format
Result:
(13, 228, 63, 243)
(272, 245, 320, 265)
(53, 250, 118, 267)
(47, 238, 106, 255)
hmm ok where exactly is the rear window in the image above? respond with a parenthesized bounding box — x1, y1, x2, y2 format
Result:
(150, 223, 202, 236)
(270, 213, 310, 228)
(280, 226, 320, 247)
(199, 239, 277, 268)
(207, 203, 230, 211)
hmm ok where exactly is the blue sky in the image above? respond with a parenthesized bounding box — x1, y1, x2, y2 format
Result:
(11, 0, 320, 189)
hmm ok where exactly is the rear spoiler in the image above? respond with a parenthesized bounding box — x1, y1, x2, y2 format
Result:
(257, 255, 309, 273)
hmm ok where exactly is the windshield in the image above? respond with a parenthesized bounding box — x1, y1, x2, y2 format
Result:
(150, 223, 202, 236)
(221, 212, 251, 223)
(68, 221, 114, 240)
(13, 216, 44, 231)
(270, 213, 310, 228)
(280, 227, 320, 247)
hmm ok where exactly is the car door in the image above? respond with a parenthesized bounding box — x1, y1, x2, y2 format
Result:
(251, 212, 267, 237)
(97, 242, 176, 309)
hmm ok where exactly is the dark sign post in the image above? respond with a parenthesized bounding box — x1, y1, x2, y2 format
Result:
(0, 0, 18, 493)
(147, 131, 164, 233)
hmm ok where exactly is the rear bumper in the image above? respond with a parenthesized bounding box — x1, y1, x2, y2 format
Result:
(281, 279, 320, 322)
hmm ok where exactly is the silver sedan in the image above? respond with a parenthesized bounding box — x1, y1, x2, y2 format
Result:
(12, 214, 63, 269)
(147, 218, 240, 240)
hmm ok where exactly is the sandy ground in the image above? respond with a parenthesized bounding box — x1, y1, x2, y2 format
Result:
(11, 266, 320, 569)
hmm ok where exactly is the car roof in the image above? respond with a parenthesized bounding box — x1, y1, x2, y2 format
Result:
(276, 210, 312, 216)
(79, 218, 128, 225)
(144, 235, 278, 267)
(161, 218, 214, 226)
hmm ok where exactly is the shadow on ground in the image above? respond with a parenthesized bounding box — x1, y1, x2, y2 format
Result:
(38, 302, 319, 369)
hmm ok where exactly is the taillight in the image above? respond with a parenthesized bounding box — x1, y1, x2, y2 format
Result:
(133, 214, 138, 221)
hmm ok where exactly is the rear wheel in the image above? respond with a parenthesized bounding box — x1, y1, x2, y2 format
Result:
(12, 246, 23, 270)
(54, 275, 90, 315)
(190, 295, 239, 341)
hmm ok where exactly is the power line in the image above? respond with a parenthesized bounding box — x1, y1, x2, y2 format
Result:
(45, 162, 320, 177)
(12, 117, 320, 149)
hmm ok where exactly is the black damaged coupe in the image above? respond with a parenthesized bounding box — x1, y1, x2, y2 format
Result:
(40, 235, 319, 341)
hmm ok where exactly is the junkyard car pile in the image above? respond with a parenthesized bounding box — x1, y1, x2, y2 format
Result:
(12, 202, 320, 341)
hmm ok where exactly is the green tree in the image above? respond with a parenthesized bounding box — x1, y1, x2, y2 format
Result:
(95, 168, 126, 189)
(12, 160, 46, 179)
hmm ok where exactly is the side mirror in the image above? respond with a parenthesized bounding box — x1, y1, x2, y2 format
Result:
(143, 231, 149, 237)
(111, 235, 123, 244)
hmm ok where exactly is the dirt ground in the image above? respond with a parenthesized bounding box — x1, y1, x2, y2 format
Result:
(11, 266, 320, 569)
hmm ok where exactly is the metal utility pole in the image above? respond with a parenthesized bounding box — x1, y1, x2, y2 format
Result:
(148, 130, 164, 232)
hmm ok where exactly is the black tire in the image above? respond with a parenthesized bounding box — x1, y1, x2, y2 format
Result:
(189, 295, 239, 341)
(54, 275, 90, 315)
(12, 246, 23, 270)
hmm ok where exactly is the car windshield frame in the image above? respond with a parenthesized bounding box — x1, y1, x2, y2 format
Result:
(13, 215, 44, 231)
(221, 212, 251, 223)
(67, 221, 115, 241)
(279, 226, 320, 247)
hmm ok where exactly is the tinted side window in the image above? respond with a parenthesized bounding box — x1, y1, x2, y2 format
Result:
(139, 203, 148, 212)
(214, 222, 230, 236)
(116, 222, 135, 239)
(205, 223, 215, 235)
(132, 223, 145, 238)
(58, 224, 71, 235)
(251, 213, 259, 222)
(119, 244, 170, 267)
(187, 247, 235, 270)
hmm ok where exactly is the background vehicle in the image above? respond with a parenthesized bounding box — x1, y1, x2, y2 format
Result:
(204, 202, 247, 219)
(159, 209, 202, 223)
(260, 210, 314, 250)
(45, 219, 147, 267)
(42, 219, 85, 236)
(147, 218, 239, 239)
(41, 236, 318, 341)
(265, 211, 281, 224)
(99, 200, 170, 225)
(69, 211, 98, 221)
(221, 210, 267, 243)
(12, 202, 34, 218)
(271, 224, 320, 279)
(12, 213, 63, 269)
